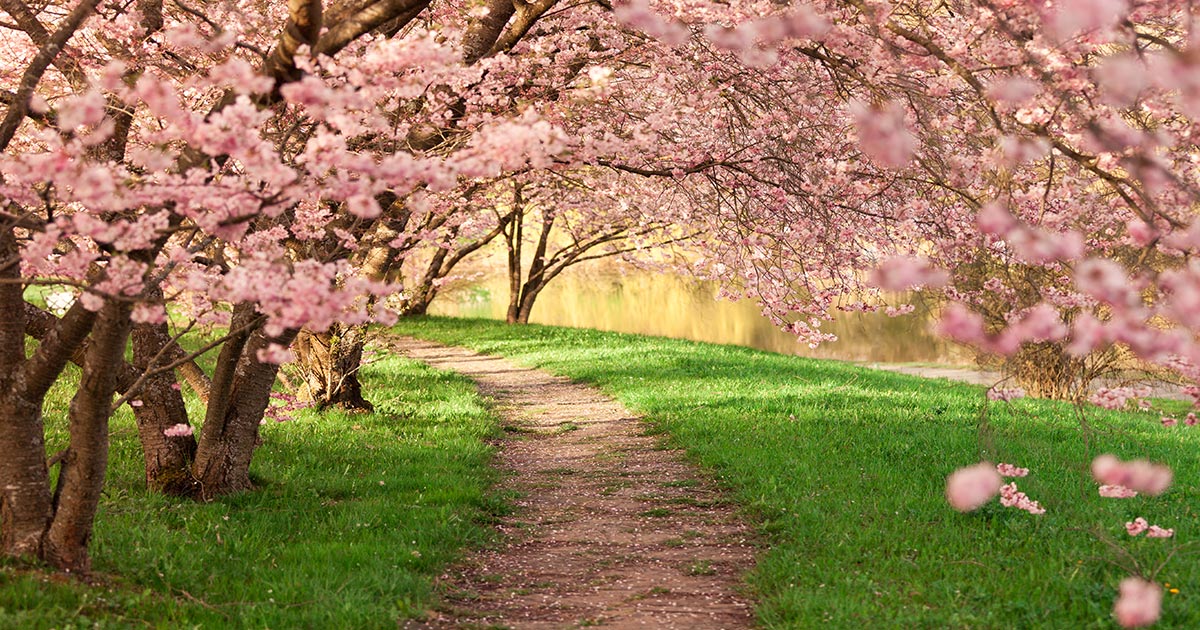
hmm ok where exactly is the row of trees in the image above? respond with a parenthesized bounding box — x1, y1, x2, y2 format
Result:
(3, 1, 1200, 618)
(0, 0, 696, 570)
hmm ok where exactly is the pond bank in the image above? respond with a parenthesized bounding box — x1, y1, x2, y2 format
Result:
(433, 270, 970, 364)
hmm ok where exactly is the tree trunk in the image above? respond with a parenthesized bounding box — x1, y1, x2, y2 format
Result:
(128, 317, 200, 497)
(292, 323, 373, 412)
(505, 281, 521, 323)
(505, 196, 554, 325)
(0, 229, 52, 560)
(399, 285, 435, 316)
(24, 301, 202, 496)
(515, 287, 541, 324)
(177, 360, 212, 404)
(505, 198, 525, 324)
(0, 392, 53, 559)
(193, 308, 298, 499)
(42, 300, 132, 572)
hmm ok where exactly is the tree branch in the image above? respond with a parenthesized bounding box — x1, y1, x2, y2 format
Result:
(315, 0, 430, 57)
(0, 0, 100, 153)
(490, 0, 559, 56)
(261, 0, 324, 86)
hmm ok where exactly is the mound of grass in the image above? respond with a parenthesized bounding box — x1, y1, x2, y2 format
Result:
(1, 353, 501, 628)
(394, 316, 1200, 629)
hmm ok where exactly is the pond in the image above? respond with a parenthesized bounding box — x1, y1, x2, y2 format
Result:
(430, 268, 973, 366)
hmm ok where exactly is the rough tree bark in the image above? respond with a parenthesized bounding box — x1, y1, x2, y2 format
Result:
(291, 323, 373, 412)
(1, 289, 132, 573)
(0, 226, 100, 562)
(26, 298, 296, 502)
(291, 222, 398, 413)
(0, 233, 54, 559)
(42, 300, 133, 572)
(128, 316, 201, 496)
(21, 300, 201, 496)
(0, 386, 52, 559)
(23, 301, 202, 496)
(192, 303, 299, 499)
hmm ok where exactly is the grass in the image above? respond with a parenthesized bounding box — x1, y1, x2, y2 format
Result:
(1, 350, 502, 628)
(393, 316, 1200, 629)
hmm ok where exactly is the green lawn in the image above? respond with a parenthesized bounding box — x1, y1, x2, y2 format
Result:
(6, 316, 1198, 628)
(393, 316, 1200, 629)
(0, 351, 502, 628)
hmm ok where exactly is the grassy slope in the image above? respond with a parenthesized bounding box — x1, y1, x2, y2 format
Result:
(0, 352, 501, 629)
(393, 316, 1200, 629)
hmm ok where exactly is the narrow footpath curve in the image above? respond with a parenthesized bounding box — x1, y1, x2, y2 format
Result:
(390, 336, 756, 629)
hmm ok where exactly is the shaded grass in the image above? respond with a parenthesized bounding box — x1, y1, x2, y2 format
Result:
(1, 352, 501, 628)
(393, 316, 1200, 629)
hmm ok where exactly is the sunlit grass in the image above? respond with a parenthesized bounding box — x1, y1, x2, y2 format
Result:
(1, 352, 501, 628)
(394, 316, 1200, 629)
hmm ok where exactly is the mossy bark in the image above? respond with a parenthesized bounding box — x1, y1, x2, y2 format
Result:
(292, 324, 374, 412)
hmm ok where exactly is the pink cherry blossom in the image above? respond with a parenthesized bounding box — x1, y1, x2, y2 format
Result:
(131, 303, 167, 325)
(977, 203, 1017, 236)
(936, 303, 987, 346)
(1146, 525, 1174, 538)
(1113, 577, 1161, 628)
(1125, 218, 1156, 246)
(945, 462, 1003, 512)
(987, 387, 1027, 402)
(1088, 387, 1149, 411)
(1075, 259, 1138, 307)
(851, 100, 916, 168)
(986, 77, 1040, 105)
(612, 0, 689, 46)
(1099, 485, 1138, 498)
(163, 424, 194, 438)
(1097, 55, 1150, 107)
(1047, 0, 1130, 39)
(1091, 455, 1173, 496)
(1067, 312, 1110, 356)
(57, 90, 109, 132)
(346, 194, 382, 219)
(869, 256, 949, 291)
(256, 343, 296, 365)
(996, 463, 1029, 477)
(999, 482, 1045, 515)
(1126, 517, 1149, 536)
(7, 0, 1200, 592)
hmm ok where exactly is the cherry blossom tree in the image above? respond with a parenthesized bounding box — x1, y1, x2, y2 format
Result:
(0, 0, 460, 566)
(0, 0, 699, 569)
(3, 9, 1199, 629)
(605, 1, 1200, 625)
(499, 173, 693, 324)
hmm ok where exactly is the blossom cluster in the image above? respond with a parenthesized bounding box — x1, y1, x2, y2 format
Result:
(945, 461, 1043, 515)
(948, 454, 1177, 626)
(1125, 518, 1174, 539)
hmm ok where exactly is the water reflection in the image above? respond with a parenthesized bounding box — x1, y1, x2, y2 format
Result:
(430, 269, 972, 365)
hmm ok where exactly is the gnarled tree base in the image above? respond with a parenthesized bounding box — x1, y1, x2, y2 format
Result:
(292, 324, 373, 413)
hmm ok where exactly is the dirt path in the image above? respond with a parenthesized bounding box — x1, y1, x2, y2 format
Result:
(390, 336, 756, 629)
